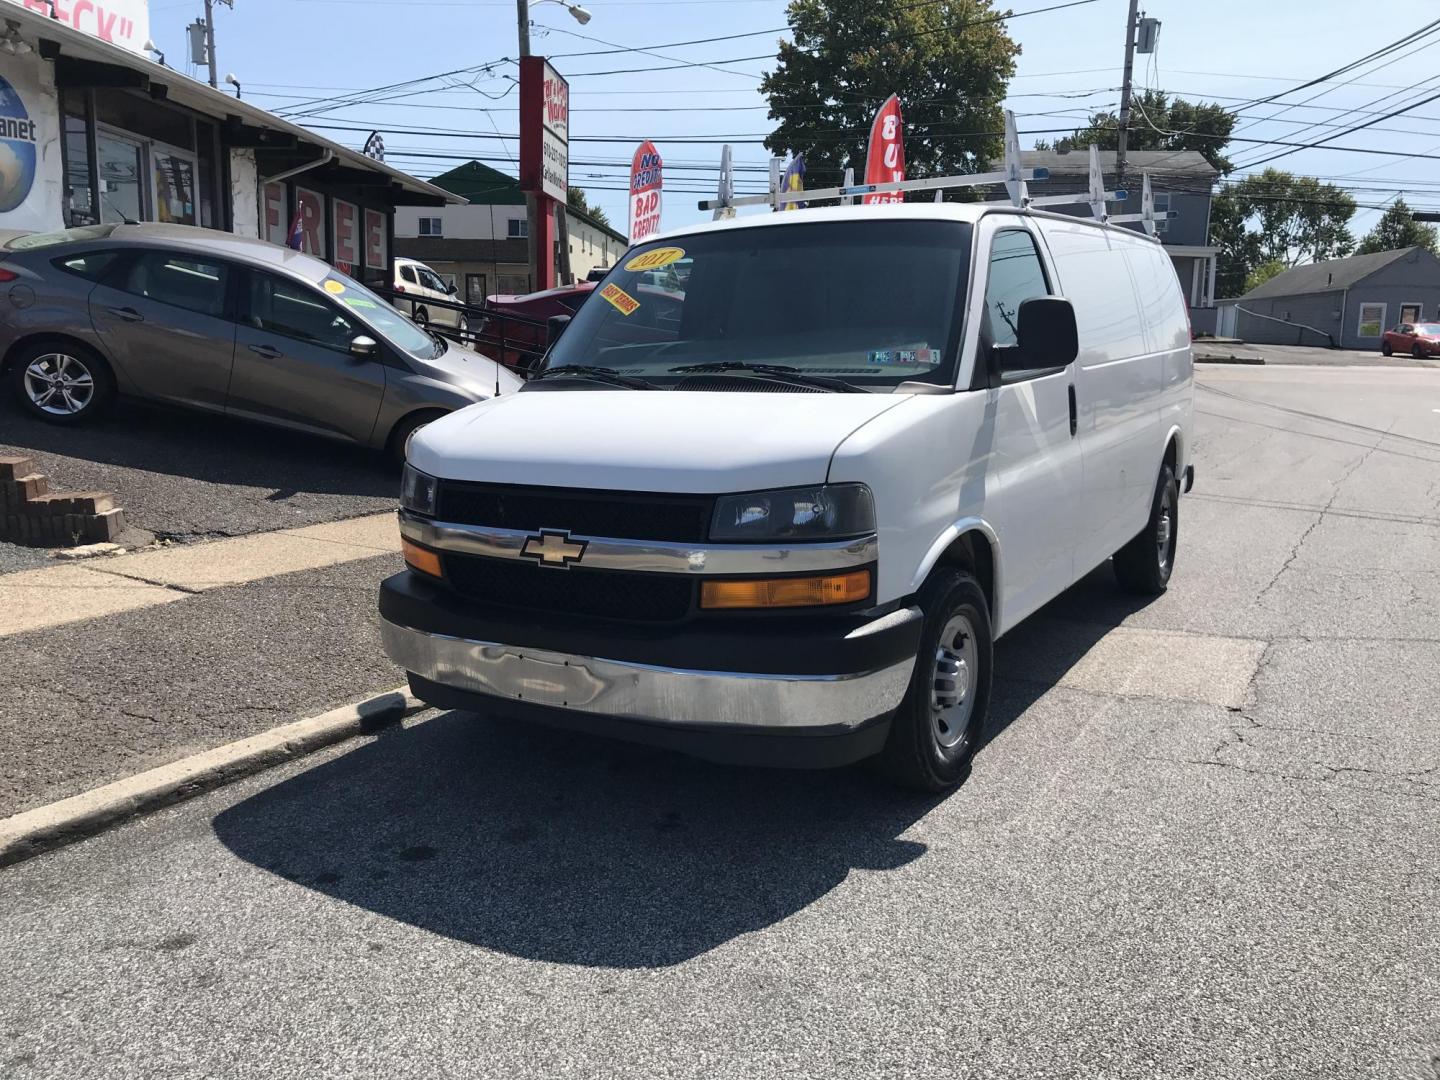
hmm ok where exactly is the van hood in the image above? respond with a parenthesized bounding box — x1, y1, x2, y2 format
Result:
(407, 389, 912, 493)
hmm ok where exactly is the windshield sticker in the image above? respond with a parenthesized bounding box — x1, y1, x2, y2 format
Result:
(600, 282, 641, 316)
(323, 280, 346, 295)
(868, 347, 937, 366)
(624, 247, 685, 273)
(343, 297, 378, 309)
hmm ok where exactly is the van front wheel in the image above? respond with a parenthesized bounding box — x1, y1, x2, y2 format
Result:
(878, 568, 993, 792)
(1113, 464, 1178, 595)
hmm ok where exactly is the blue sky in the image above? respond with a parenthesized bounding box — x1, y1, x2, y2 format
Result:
(146, 0, 1440, 240)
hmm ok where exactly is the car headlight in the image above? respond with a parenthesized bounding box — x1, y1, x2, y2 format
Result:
(400, 463, 437, 516)
(711, 483, 875, 542)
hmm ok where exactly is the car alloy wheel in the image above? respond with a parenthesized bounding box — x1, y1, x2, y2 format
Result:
(23, 352, 95, 416)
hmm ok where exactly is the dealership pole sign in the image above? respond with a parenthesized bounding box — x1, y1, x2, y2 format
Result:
(520, 57, 569, 204)
(628, 140, 662, 244)
(3, 0, 151, 53)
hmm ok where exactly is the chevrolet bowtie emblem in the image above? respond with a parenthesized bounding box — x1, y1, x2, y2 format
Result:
(520, 529, 588, 568)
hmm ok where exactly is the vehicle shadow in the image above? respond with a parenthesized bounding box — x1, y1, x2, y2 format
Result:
(213, 565, 1156, 969)
(0, 399, 398, 498)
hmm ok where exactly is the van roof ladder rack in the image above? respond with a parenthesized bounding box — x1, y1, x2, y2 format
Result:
(699, 111, 1174, 236)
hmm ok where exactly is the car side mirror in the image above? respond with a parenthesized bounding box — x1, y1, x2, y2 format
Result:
(1015, 296, 1079, 368)
(446, 283, 458, 294)
(350, 335, 379, 359)
(547, 314, 572, 346)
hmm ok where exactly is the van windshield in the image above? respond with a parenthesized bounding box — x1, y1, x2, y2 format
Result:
(547, 220, 972, 387)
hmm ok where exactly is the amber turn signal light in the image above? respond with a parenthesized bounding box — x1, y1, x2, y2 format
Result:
(700, 569, 871, 610)
(401, 537, 443, 578)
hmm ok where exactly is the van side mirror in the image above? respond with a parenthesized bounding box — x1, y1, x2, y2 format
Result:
(1015, 297, 1079, 367)
(547, 314, 572, 345)
(350, 335, 379, 359)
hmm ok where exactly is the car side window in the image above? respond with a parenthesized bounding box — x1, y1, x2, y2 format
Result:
(1400, 324, 1414, 334)
(244, 273, 359, 352)
(419, 268, 446, 292)
(116, 251, 228, 317)
(982, 229, 1050, 350)
(53, 250, 121, 282)
(400, 265, 417, 285)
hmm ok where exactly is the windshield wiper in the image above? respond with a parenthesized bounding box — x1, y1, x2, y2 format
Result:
(668, 361, 864, 393)
(531, 364, 656, 390)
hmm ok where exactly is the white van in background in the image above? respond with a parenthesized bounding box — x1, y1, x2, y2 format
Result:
(393, 256, 463, 330)
(380, 202, 1194, 791)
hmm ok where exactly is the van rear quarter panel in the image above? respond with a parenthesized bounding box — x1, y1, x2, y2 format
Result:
(1037, 218, 1189, 575)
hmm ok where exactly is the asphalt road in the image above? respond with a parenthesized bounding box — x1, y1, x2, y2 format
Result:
(2, 366, 1439, 1078)
(1225, 343, 1440, 369)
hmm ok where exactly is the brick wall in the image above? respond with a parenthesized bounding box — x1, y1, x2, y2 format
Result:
(0, 456, 126, 548)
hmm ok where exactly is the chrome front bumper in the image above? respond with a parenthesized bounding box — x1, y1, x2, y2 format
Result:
(380, 618, 915, 731)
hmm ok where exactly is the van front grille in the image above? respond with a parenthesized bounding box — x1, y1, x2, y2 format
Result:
(443, 554, 694, 623)
(436, 482, 713, 544)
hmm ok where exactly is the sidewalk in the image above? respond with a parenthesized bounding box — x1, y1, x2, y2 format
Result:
(0, 514, 404, 818)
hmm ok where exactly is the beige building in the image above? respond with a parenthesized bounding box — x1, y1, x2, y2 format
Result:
(393, 161, 627, 302)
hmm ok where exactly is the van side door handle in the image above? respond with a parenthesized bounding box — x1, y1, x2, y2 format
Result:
(247, 344, 283, 360)
(1067, 384, 1078, 437)
(107, 306, 143, 323)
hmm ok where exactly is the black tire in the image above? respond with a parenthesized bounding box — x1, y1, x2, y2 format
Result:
(8, 339, 115, 424)
(1413, 344, 1425, 360)
(412, 306, 429, 328)
(1114, 463, 1178, 595)
(1382, 341, 1393, 356)
(877, 568, 993, 792)
(388, 409, 448, 462)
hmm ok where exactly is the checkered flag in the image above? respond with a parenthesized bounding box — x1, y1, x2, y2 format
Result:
(362, 131, 385, 163)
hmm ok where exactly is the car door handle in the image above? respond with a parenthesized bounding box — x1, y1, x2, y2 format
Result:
(107, 306, 144, 323)
(247, 344, 283, 360)
(1068, 384, 1078, 437)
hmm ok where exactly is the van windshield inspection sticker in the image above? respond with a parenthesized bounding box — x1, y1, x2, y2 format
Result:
(868, 346, 937, 366)
(625, 247, 685, 273)
(600, 283, 641, 316)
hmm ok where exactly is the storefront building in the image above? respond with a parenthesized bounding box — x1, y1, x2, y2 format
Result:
(0, 0, 460, 282)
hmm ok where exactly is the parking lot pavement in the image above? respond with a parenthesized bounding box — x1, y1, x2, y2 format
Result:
(0, 397, 399, 557)
(1, 364, 1439, 1078)
(1234, 342, 1440, 368)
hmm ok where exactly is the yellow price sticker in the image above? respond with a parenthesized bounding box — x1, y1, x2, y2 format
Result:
(624, 247, 685, 273)
(323, 280, 346, 295)
(599, 282, 641, 316)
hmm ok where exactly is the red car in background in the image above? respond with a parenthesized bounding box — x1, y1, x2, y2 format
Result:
(476, 283, 595, 370)
(1381, 321, 1440, 358)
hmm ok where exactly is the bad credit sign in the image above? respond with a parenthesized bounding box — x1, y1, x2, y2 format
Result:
(520, 56, 569, 204)
(628, 139, 662, 244)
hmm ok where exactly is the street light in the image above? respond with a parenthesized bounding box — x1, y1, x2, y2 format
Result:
(224, 72, 242, 99)
(143, 37, 166, 66)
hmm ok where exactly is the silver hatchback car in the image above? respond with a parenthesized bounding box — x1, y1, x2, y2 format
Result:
(0, 223, 521, 455)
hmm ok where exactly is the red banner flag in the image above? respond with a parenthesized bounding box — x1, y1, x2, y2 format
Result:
(863, 94, 904, 205)
(629, 140, 664, 244)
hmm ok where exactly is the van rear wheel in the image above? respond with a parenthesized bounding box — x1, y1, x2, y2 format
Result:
(1113, 464, 1178, 595)
(877, 568, 993, 792)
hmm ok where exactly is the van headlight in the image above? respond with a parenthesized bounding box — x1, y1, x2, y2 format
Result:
(400, 463, 438, 516)
(711, 483, 875, 541)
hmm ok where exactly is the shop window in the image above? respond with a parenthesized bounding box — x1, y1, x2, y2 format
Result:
(96, 132, 144, 224)
(153, 150, 198, 226)
(119, 252, 228, 317)
(246, 274, 358, 352)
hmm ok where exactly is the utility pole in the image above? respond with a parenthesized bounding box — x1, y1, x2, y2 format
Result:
(1116, 0, 1140, 186)
(517, 0, 539, 291)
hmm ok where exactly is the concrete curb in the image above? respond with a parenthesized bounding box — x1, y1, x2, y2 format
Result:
(1195, 353, 1265, 365)
(0, 687, 424, 868)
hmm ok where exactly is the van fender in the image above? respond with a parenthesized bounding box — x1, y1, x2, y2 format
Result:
(1161, 422, 1185, 473)
(910, 516, 1003, 632)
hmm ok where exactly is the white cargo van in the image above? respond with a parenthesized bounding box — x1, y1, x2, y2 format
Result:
(380, 200, 1193, 790)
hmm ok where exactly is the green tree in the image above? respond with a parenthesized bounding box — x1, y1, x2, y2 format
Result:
(567, 186, 611, 228)
(1042, 90, 1237, 173)
(1213, 169, 1356, 295)
(1243, 259, 1287, 293)
(1356, 197, 1439, 255)
(760, 0, 1019, 185)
